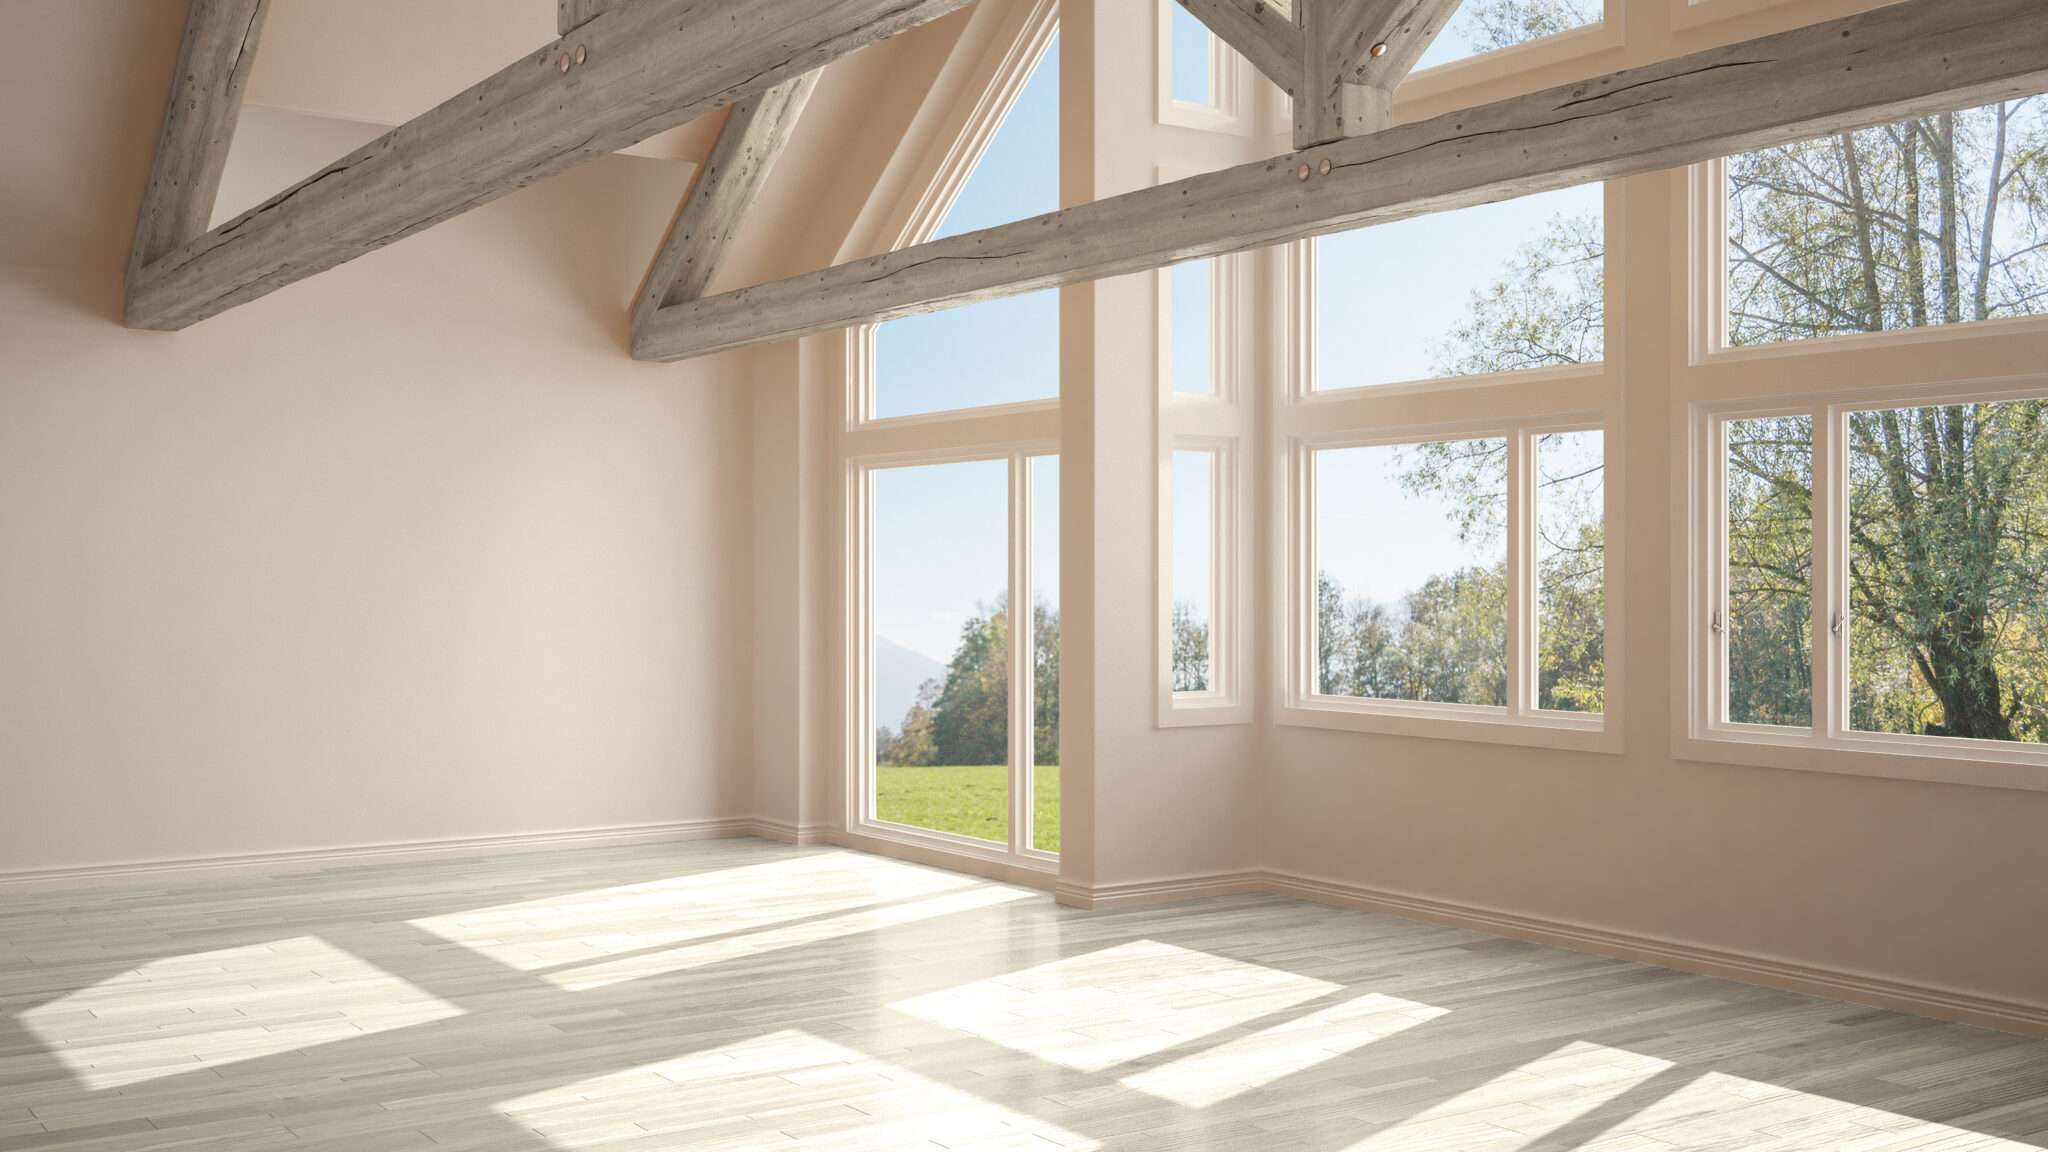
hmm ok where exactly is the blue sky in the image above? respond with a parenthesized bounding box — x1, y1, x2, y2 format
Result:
(1171, 451, 1213, 627)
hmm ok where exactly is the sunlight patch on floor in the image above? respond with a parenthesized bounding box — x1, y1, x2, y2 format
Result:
(890, 939, 1342, 1073)
(497, 1028, 1099, 1151)
(1620, 1067, 2048, 1151)
(544, 882, 1034, 991)
(1121, 991, 1448, 1107)
(410, 851, 983, 974)
(17, 936, 462, 1091)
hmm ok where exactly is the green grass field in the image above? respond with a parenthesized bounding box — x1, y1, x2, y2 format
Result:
(876, 764, 1059, 853)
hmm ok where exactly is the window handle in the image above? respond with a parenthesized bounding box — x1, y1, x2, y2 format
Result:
(1831, 612, 1844, 638)
(1710, 610, 1723, 635)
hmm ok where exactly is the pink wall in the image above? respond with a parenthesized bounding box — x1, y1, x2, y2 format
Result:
(0, 4, 757, 874)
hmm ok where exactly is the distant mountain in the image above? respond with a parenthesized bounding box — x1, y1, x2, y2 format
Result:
(874, 636, 946, 733)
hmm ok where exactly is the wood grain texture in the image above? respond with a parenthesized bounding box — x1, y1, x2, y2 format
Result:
(556, 0, 616, 36)
(634, 0, 2048, 362)
(123, 0, 973, 332)
(124, 0, 269, 311)
(1176, 0, 1303, 96)
(1296, 0, 1462, 146)
(0, 839, 2043, 1150)
(630, 72, 820, 339)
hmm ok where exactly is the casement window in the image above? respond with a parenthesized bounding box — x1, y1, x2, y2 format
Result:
(1279, 182, 1616, 749)
(862, 30, 1060, 422)
(1158, 236, 1250, 725)
(844, 2, 1065, 869)
(859, 452, 1061, 861)
(1311, 184, 1604, 395)
(1690, 385, 2048, 786)
(1155, 1, 1256, 133)
(1699, 97, 2048, 356)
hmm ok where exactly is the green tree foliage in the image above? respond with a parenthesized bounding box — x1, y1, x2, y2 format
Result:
(1171, 602, 1211, 693)
(1724, 417, 1815, 727)
(877, 596, 1061, 766)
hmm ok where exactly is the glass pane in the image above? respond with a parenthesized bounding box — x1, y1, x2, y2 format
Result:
(1414, 0, 1601, 71)
(1171, 450, 1216, 693)
(1029, 455, 1061, 853)
(1315, 439, 1509, 706)
(1171, 260, 1215, 395)
(1169, 4, 1214, 106)
(1727, 98, 2048, 348)
(872, 460, 1010, 843)
(1724, 416, 1814, 728)
(1316, 184, 1602, 391)
(874, 37, 1059, 420)
(1536, 430, 1604, 713)
(1848, 399, 2048, 744)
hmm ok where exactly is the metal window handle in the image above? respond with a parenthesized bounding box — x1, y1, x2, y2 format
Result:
(1710, 610, 1723, 635)
(1831, 612, 1844, 637)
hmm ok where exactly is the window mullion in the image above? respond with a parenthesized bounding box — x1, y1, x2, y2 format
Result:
(1507, 430, 1533, 717)
(1008, 452, 1030, 859)
(1813, 407, 1844, 743)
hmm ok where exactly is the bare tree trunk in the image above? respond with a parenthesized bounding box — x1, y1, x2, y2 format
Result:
(1898, 124, 1930, 327)
(1932, 113, 1964, 325)
(1974, 103, 2010, 322)
(1838, 132, 1887, 331)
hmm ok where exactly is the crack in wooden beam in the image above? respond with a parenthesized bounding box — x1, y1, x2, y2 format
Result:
(124, 0, 973, 332)
(631, 72, 820, 341)
(633, 0, 2048, 363)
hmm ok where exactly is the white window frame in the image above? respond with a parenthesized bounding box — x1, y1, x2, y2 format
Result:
(1682, 377, 2048, 792)
(1689, 157, 2048, 369)
(1272, 180, 1622, 751)
(1394, 0, 1624, 111)
(1279, 416, 1617, 750)
(849, 443, 1063, 870)
(1156, 164, 1254, 726)
(1155, 0, 1257, 135)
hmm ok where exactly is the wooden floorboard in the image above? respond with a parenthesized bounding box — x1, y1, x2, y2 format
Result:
(0, 839, 2042, 1150)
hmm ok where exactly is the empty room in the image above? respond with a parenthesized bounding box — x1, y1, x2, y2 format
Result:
(5, 0, 2048, 1148)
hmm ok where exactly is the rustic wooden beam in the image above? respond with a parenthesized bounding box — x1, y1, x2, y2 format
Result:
(124, 0, 972, 332)
(634, 0, 2048, 363)
(127, 0, 270, 296)
(1174, 0, 1303, 96)
(557, 0, 616, 36)
(1296, 0, 1462, 147)
(631, 73, 820, 340)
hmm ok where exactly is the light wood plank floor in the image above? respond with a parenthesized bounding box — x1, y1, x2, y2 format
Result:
(1, 839, 2043, 1151)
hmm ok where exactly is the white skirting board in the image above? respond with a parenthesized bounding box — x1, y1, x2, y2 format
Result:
(0, 817, 756, 892)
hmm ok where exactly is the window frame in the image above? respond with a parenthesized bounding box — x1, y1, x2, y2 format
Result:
(1689, 157, 2048, 369)
(1278, 415, 1617, 751)
(848, 442, 1064, 871)
(1154, 0, 1257, 135)
(1682, 376, 2048, 792)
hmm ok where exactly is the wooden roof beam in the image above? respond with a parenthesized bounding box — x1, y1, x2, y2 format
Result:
(123, 0, 972, 332)
(1296, 0, 1463, 147)
(631, 73, 821, 339)
(127, 0, 270, 294)
(1175, 0, 1303, 97)
(632, 0, 2048, 363)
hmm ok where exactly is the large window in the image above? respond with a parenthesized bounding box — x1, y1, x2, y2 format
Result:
(1413, 0, 1603, 73)
(864, 453, 1060, 858)
(1699, 390, 2048, 768)
(870, 35, 1059, 421)
(1294, 423, 1608, 737)
(1315, 184, 1603, 392)
(1721, 98, 2048, 349)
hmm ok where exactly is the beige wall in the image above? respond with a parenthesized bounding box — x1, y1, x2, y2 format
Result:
(0, 3, 757, 874)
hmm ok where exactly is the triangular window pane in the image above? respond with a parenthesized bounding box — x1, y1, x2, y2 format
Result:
(875, 36, 1059, 420)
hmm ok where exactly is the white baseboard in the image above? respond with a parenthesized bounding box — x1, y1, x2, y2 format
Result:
(1054, 870, 1264, 910)
(746, 818, 831, 846)
(0, 817, 755, 893)
(1261, 868, 2048, 1040)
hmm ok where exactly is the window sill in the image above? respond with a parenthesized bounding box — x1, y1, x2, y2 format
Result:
(1159, 695, 1253, 729)
(1279, 699, 1617, 753)
(1675, 731, 2048, 793)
